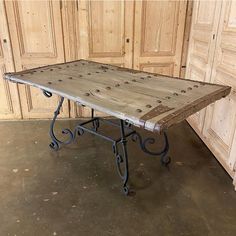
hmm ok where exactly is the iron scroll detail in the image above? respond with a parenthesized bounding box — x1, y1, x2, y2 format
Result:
(43, 91, 77, 150)
(131, 132, 171, 166)
(44, 91, 171, 195)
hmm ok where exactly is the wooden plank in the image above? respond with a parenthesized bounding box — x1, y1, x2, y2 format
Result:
(4, 60, 231, 133)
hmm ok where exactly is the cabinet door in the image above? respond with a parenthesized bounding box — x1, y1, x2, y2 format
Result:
(203, 0, 236, 178)
(133, 0, 187, 77)
(0, 1, 21, 119)
(5, 0, 69, 119)
(185, 0, 222, 135)
(74, 0, 134, 117)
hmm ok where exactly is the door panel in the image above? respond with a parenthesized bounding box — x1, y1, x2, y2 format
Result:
(75, 0, 134, 117)
(203, 0, 236, 177)
(185, 0, 222, 135)
(0, 1, 21, 119)
(5, 0, 69, 119)
(77, 0, 133, 66)
(133, 0, 187, 77)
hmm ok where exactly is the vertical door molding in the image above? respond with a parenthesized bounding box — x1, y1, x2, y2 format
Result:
(5, 0, 69, 119)
(202, 0, 236, 181)
(133, 0, 187, 77)
(185, 0, 222, 135)
(0, 0, 21, 119)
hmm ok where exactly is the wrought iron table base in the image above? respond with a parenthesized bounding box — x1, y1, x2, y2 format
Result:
(44, 92, 171, 195)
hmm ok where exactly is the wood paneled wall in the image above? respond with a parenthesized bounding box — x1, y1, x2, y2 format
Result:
(186, 0, 236, 188)
(0, 0, 189, 120)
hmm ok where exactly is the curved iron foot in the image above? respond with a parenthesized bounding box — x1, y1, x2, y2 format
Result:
(131, 131, 171, 166)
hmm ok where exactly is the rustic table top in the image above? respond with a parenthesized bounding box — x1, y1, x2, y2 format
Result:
(4, 60, 231, 133)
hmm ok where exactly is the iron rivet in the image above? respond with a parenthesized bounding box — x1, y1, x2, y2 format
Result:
(50, 69, 53, 71)
(58, 79, 62, 82)
(181, 90, 186, 93)
(166, 96, 171, 99)
(106, 86, 111, 90)
(84, 93, 90, 96)
(140, 77, 145, 80)
(173, 93, 178, 96)
(48, 82, 52, 84)
(193, 85, 199, 88)
(95, 89, 100, 93)
(147, 75, 151, 78)
(136, 109, 142, 113)
(187, 87, 192, 90)
(40, 71, 44, 73)
(157, 100, 162, 103)
(96, 71, 99, 73)
(115, 84, 120, 87)
(146, 104, 152, 108)
(124, 81, 129, 84)
(87, 73, 91, 75)
(68, 77, 73, 79)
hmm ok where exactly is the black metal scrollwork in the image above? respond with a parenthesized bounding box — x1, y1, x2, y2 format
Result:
(43, 90, 171, 195)
(42, 90, 52, 98)
(43, 92, 76, 150)
(111, 120, 130, 195)
(131, 131, 171, 166)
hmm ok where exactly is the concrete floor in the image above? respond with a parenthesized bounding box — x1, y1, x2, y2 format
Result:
(0, 120, 236, 236)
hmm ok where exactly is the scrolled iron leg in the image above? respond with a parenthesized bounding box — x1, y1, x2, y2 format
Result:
(131, 131, 171, 167)
(112, 120, 130, 195)
(43, 91, 75, 151)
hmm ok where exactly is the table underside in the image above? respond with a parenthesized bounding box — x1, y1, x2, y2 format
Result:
(4, 60, 231, 133)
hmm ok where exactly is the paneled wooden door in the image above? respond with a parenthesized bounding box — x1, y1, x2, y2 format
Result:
(0, 1, 21, 119)
(73, 0, 134, 117)
(185, 0, 222, 135)
(5, 0, 69, 119)
(202, 0, 236, 180)
(133, 0, 187, 77)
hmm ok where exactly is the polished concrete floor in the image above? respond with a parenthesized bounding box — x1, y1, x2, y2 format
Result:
(0, 120, 236, 236)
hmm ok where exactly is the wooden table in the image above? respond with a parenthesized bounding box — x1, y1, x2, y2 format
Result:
(4, 60, 231, 195)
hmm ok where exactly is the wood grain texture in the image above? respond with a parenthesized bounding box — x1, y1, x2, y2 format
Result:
(4, 60, 231, 133)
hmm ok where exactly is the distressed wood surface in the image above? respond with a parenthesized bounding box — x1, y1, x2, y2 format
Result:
(4, 60, 231, 133)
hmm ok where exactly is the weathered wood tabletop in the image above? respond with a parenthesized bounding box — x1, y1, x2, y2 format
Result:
(4, 60, 231, 133)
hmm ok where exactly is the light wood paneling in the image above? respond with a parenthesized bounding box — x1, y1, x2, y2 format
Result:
(0, 0, 21, 119)
(133, 0, 187, 77)
(202, 0, 236, 180)
(77, 0, 133, 67)
(5, 0, 69, 119)
(185, 0, 222, 135)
